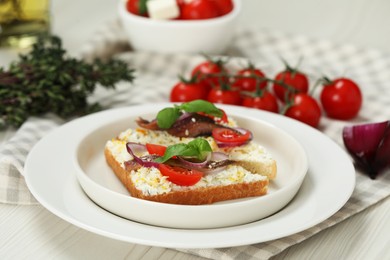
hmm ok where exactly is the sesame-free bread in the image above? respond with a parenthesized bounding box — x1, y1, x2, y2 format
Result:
(104, 146, 269, 205)
(104, 126, 277, 205)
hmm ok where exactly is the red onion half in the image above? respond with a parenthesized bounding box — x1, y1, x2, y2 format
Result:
(342, 120, 390, 179)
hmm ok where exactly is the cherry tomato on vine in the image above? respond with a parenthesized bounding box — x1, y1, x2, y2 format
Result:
(207, 86, 241, 105)
(320, 78, 362, 120)
(126, 0, 147, 16)
(284, 93, 321, 128)
(158, 164, 203, 186)
(181, 0, 220, 20)
(211, 0, 234, 16)
(232, 67, 267, 92)
(242, 91, 279, 113)
(170, 78, 209, 102)
(273, 69, 309, 102)
(191, 59, 228, 92)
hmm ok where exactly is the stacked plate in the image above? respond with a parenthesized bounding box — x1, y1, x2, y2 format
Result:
(25, 104, 355, 248)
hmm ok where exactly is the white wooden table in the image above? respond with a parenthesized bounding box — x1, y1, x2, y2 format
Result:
(1, 0, 390, 259)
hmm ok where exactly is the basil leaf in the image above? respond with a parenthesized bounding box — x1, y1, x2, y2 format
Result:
(156, 100, 224, 129)
(154, 144, 196, 163)
(187, 138, 213, 160)
(180, 100, 223, 117)
(156, 107, 181, 129)
(154, 138, 212, 163)
(138, 0, 149, 15)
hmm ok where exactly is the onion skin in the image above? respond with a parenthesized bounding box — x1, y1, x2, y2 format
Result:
(126, 142, 160, 168)
(374, 126, 390, 176)
(342, 121, 390, 179)
(172, 152, 232, 174)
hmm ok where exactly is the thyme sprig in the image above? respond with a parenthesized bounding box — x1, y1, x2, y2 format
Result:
(0, 35, 135, 128)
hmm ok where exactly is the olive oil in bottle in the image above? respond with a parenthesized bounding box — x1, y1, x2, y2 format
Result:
(0, 0, 50, 48)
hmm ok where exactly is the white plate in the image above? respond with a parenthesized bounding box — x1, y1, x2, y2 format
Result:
(25, 104, 355, 249)
(74, 107, 308, 229)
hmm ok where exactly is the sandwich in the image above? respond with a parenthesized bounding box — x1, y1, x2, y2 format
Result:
(104, 100, 277, 205)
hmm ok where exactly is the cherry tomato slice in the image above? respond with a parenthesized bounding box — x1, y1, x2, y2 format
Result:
(158, 164, 203, 186)
(146, 143, 167, 156)
(198, 109, 228, 124)
(212, 128, 251, 144)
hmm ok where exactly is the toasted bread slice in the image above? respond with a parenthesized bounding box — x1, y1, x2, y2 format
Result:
(105, 147, 268, 205)
(104, 127, 276, 205)
(221, 143, 277, 180)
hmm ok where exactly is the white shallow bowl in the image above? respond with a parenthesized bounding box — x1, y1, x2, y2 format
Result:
(73, 104, 308, 229)
(118, 0, 241, 54)
(25, 104, 355, 247)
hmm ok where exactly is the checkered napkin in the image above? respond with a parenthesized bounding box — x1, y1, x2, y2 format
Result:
(1, 20, 390, 259)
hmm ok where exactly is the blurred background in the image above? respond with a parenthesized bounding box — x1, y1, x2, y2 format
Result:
(1, 0, 389, 63)
(49, 0, 390, 54)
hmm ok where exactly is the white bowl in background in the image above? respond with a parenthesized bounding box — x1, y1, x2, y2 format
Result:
(118, 0, 241, 54)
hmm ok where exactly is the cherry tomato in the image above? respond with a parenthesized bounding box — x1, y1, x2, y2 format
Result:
(211, 0, 234, 16)
(126, 0, 147, 16)
(284, 93, 321, 128)
(232, 67, 267, 92)
(158, 164, 203, 186)
(191, 59, 228, 91)
(212, 128, 251, 144)
(320, 78, 362, 120)
(170, 79, 208, 102)
(207, 86, 241, 105)
(242, 91, 279, 113)
(176, 0, 186, 19)
(181, 0, 219, 20)
(273, 70, 309, 102)
(198, 108, 229, 124)
(146, 143, 167, 156)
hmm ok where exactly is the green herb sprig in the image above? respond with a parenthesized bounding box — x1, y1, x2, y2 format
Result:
(154, 138, 212, 163)
(156, 100, 223, 129)
(0, 35, 135, 128)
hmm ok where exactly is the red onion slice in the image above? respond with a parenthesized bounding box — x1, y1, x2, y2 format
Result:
(209, 151, 229, 161)
(177, 152, 211, 169)
(201, 152, 231, 174)
(126, 142, 160, 168)
(172, 152, 231, 174)
(177, 112, 192, 121)
(342, 121, 390, 179)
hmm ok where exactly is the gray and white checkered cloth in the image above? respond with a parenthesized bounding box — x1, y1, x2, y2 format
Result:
(1, 21, 390, 259)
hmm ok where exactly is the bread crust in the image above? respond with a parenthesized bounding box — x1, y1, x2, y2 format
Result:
(104, 147, 269, 205)
(235, 160, 277, 180)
